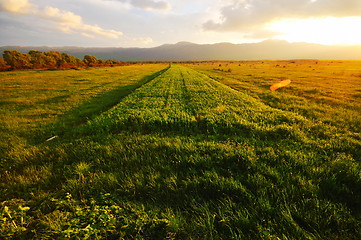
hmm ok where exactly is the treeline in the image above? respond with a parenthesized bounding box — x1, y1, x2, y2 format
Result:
(0, 50, 127, 71)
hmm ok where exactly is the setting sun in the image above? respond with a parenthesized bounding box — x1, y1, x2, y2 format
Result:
(268, 17, 361, 45)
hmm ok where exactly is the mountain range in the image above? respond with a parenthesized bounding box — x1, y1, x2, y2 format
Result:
(1, 40, 361, 61)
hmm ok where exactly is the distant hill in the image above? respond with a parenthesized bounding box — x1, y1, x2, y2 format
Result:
(1, 40, 361, 61)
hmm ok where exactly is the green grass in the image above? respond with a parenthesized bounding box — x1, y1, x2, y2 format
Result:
(1, 62, 360, 239)
(185, 60, 361, 134)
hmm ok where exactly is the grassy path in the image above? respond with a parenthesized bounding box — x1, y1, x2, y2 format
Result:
(85, 65, 304, 136)
(84, 64, 360, 154)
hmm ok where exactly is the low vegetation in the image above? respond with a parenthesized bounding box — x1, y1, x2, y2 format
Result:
(1, 61, 360, 239)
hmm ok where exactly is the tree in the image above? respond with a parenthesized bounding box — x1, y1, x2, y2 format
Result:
(2, 49, 125, 70)
(61, 53, 77, 68)
(75, 58, 84, 68)
(105, 59, 114, 66)
(45, 51, 64, 69)
(0, 57, 9, 71)
(83, 55, 98, 67)
(99, 59, 107, 66)
(3, 50, 32, 70)
(29, 50, 48, 69)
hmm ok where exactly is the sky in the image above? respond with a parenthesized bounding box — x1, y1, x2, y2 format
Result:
(1, 0, 361, 47)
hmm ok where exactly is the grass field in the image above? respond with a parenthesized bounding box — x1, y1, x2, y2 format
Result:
(1, 61, 360, 239)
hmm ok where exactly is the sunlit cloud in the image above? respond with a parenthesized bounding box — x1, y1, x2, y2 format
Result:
(42, 6, 123, 39)
(243, 29, 282, 39)
(0, 0, 123, 39)
(82, 33, 96, 39)
(268, 17, 361, 45)
(2, 0, 361, 47)
(203, 0, 361, 38)
(0, 0, 35, 14)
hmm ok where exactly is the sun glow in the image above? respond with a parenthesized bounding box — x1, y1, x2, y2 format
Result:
(268, 17, 361, 45)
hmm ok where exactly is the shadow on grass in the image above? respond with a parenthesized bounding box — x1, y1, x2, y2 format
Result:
(36, 66, 169, 142)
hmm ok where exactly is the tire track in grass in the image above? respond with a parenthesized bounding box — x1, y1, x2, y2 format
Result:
(44, 66, 170, 140)
(81, 65, 195, 135)
(179, 66, 310, 140)
(179, 70, 198, 121)
(84, 63, 360, 158)
(81, 65, 311, 141)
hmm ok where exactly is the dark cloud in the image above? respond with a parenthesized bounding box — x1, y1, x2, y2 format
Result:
(203, 0, 361, 32)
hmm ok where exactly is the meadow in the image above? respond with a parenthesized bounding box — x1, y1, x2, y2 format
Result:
(0, 61, 360, 239)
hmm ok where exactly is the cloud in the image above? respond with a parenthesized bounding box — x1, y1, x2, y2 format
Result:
(112, 0, 171, 10)
(203, 0, 361, 32)
(131, 0, 170, 10)
(244, 29, 282, 39)
(42, 6, 123, 39)
(0, 0, 123, 39)
(133, 37, 154, 44)
(43, 6, 82, 26)
(0, 0, 35, 14)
